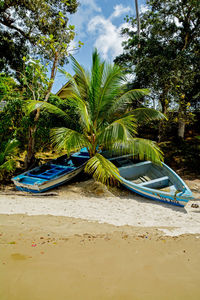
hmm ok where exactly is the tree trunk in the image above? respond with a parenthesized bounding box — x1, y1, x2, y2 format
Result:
(44, 51, 59, 102)
(135, 0, 141, 41)
(158, 95, 168, 142)
(178, 119, 185, 139)
(160, 97, 168, 115)
(25, 126, 36, 169)
(135, 0, 141, 49)
(25, 52, 59, 168)
(25, 109, 40, 169)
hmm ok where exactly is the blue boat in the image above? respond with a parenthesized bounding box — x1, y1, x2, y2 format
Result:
(12, 148, 90, 193)
(108, 156, 193, 207)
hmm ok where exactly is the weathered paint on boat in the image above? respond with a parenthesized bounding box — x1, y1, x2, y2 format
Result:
(12, 149, 90, 193)
(109, 157, 193, 207)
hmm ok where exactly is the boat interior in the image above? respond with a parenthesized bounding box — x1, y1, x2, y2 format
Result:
(18, 152, 88, 184)
(28, 164, 75, 180)
(109, 156, 184, 193)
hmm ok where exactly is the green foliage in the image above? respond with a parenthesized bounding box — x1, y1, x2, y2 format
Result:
(0, 98, 27, 144)
(20, 58, 49, 100)
(0, 0, 79, 73)
(27, 50, 165, 184)
(160, 139, 200, 177)
(0, 139, 19, 180)
(0, 74, 19, 101)
(85, 153, 120, 185)
(0, 70, 68, 157)
(115, 0, 200, 127)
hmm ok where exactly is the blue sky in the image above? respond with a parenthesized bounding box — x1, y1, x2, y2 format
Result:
(53, 0, 146, 94)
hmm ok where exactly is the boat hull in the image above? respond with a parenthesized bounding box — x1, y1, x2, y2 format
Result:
(120, 178, 190, 207)
(13, 165, 85, 193)
(12, 149, 90, 193)
(107, 155, 193, 207)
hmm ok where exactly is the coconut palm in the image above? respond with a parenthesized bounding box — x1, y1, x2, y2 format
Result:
(27, 49, 165, 184)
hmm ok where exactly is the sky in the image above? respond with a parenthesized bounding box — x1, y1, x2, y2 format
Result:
(53, 0, 146, 94)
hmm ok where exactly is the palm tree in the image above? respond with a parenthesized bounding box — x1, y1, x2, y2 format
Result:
(27, 49, 165, 184)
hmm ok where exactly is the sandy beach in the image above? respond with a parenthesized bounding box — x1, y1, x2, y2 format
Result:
(1, 178, 200, 299)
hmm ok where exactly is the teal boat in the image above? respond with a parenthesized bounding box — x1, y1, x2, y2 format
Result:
(12, 148, 90, 193)
(108, 156, 193, 207)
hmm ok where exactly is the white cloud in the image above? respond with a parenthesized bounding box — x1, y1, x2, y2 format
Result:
(88, 16, 131, 60)
(110, 4, 131, 20)
(139, 4, 149, 14)
(70, 0, 101, 38)
(70, 2, 135, 61)
(68, 39, 78, 53)
(81, 0, 101, 12)
(87, 3, 135, 60)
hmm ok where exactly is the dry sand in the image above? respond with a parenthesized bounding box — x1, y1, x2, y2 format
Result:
(1, 179, 200, 236)
(0, 178, 200, 299)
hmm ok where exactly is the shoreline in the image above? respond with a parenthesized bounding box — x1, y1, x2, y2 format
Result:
(0, 177, 200, 236)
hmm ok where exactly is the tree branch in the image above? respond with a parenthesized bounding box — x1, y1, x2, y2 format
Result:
(0, 16, 32, 41)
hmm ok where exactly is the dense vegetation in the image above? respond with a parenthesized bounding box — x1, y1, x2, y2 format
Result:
(0, 0, 199, 183)
(115, 0, 200, 175)
(0, 0, 79, 75)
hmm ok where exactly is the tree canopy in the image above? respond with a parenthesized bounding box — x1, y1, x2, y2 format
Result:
(115, 0, 200, 138)
(0, 0, 79, 74)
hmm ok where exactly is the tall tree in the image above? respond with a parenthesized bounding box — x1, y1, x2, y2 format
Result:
(115, 0, 200, 139)
(0, 0, 79, 75)
(0, 0, 80, 168)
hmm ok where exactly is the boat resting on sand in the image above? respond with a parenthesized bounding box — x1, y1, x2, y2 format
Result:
(108, 156, 193, 207)
(12, 148, 90, 193)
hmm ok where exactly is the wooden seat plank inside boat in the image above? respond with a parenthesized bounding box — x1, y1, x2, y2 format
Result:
(119, 161, 175, 190)
(28, 165, 75, 180)
(139, 176, 169, 189)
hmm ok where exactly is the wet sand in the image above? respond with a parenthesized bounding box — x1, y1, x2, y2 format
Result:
(1, 214, 200, 300)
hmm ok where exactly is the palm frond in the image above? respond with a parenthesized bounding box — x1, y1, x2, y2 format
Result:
(50, 127, 89, 154)
(58, 69, 81, 98)
(98, 115, 137, 147)
(85, 153, 120, 185)
(111, 138, 163, 163)
(0, 159, 16, 171)
(3, 139, 19, 158)
(132, 107, 166, 123)
(97, 64, 125, 120)
(70, 55, 90, 99)
(66, 96, 91, 131)
(25, 100, 70, 124)
(105, 89, 150, 121)
(90, 49, 105, 120)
